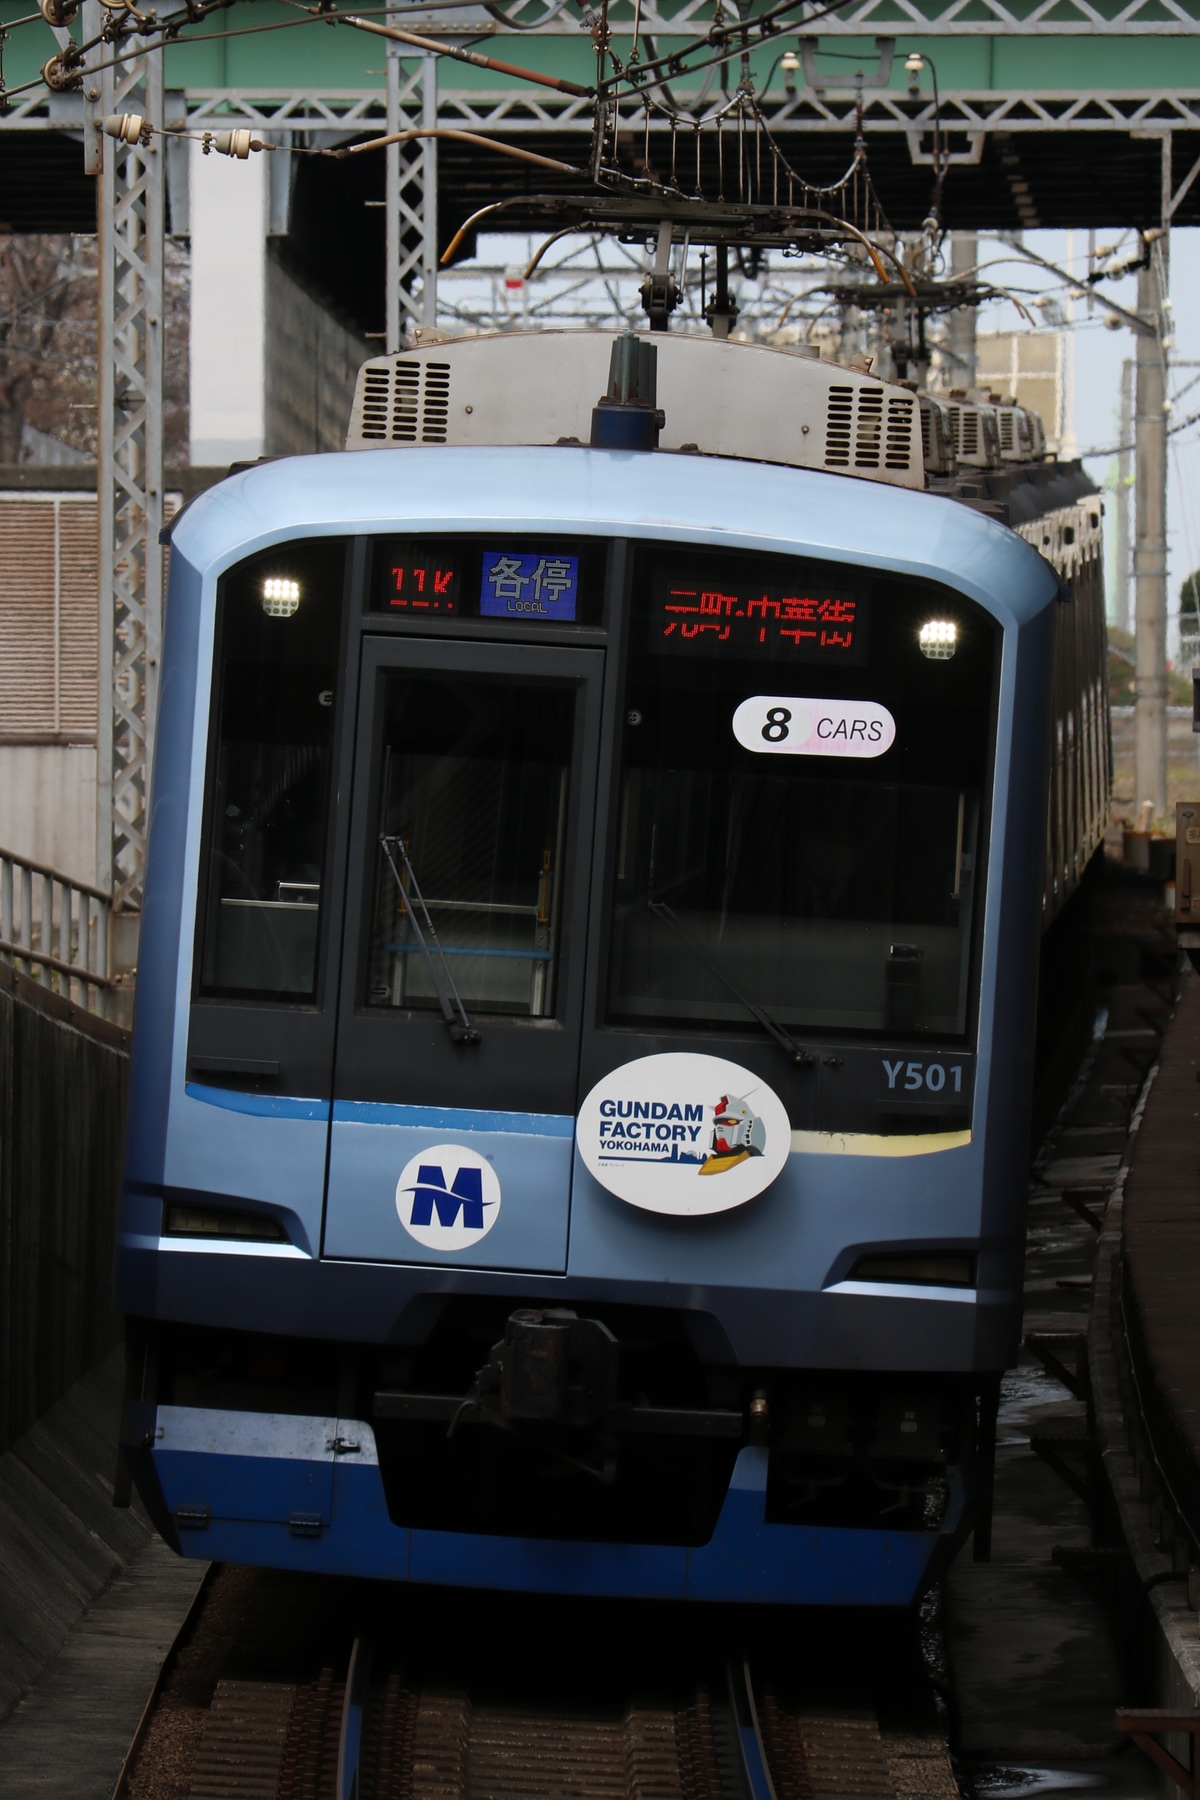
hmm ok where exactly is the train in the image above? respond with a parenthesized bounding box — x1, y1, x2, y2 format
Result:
(116, 322, 1107, 1606)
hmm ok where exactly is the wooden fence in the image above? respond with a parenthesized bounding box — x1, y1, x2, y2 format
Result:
(0, 957, 129, 1454)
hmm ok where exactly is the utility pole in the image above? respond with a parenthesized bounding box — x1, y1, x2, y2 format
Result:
(1061, 229, 1077, 457)
(1116, 357, 1133, 634)
(946, 233, 977, 390)
(1134, 252, 1168, 820)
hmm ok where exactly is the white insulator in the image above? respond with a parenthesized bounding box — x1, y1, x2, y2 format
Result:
(103, 113, 145, 145)
(213, 130, 257, 160)
(38, 0, 79, 24)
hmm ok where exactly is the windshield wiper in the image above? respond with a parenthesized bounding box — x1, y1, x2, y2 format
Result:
(380, 836, 481, 1046)
(648, 900, 815, 1069)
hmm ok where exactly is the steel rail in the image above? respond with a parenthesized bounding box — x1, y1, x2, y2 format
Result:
(337, 1635, 374, 1800)
(729, 1659, 779, 1800)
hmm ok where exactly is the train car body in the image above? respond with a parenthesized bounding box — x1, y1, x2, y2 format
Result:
(117, 331, 1106, 1607)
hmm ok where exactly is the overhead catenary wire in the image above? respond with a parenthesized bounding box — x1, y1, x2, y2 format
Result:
(97, 109, 593, 176)
(9, 0, 859, 108)
(6, 0, 901, 285)
(590, 0, 862, 100)
(315, 10, 594, 95)
(4, 0, 591, 99)
(11, 0, 991, 341)
(329, 124, 589, 173)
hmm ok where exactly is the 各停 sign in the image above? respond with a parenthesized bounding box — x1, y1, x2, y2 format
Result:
(481, 550, 579, 621)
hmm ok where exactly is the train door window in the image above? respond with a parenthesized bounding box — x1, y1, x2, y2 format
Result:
(603, 544, 997, 1042)
(197, 539, 347, 1002)
(365, 672, 573, 1019)
(330, 638, 603, 1121)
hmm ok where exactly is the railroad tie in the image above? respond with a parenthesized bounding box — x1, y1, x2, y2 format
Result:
(468, 1706, 627, 1796)
(410, 1689, 471, 1800)
(796, 1708, 898, 1800)
(187, 1679, 298, 1800)
(278, 1667, 345, 1800)
(623, 1702, 689, 1799)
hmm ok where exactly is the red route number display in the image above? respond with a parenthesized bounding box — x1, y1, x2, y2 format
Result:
(383, 558, 460, 613)
(650, 569, 867, 664)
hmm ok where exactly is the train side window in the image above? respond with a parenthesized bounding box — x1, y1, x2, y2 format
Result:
(364, 671, 574, 1019)
(197, 539, 347, 1001)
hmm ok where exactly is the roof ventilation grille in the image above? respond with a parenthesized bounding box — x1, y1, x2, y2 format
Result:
(824, 385, 854, 468)
(392, 362, 420, 443)
(421, 363, 452, 443)
(360, 368, 391, 441)
(884, 396, 914, 471)
(854, 387, 885, 468)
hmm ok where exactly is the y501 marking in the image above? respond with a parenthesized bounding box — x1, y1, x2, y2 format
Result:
(882, 1060, 965, 1093)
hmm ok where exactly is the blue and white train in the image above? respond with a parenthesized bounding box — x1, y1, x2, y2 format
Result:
(117, 326, 1106, 1605)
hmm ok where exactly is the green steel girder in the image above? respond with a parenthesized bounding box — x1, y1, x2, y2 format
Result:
(2, 4, 1200, 233)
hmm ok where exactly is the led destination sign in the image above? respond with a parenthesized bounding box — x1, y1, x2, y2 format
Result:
(383, 557, 460, 613)
(650, 567, 867, 664)
(480, 549, 579, 622)
(372, 543, 581, 623)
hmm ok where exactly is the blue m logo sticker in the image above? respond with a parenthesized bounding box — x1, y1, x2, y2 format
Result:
(396, 1146, 502, 1249)
(407, 1164, 486, 1231)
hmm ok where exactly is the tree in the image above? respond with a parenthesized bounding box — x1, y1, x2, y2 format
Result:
(0, 235, 97, 463)
(1181, 568, 1200, 629)
(0, 233, 190, 466)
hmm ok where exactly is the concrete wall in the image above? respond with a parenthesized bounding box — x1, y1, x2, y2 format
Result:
(264, 244, 372, 457)
(189, 142, 267, 466)
(0, 745, 97, 888)
(188, 151, 370, 464)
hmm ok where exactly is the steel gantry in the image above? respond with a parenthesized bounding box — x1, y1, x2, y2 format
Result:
(387, 51, 438, 349)
(86, 23, 165, 917)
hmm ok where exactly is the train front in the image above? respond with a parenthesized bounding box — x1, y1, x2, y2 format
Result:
(117, 344, 1059, 1606)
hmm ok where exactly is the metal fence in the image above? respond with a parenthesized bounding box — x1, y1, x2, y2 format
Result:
(0, 847, 114, 1018)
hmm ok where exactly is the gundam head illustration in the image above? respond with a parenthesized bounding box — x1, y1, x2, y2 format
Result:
(699, 1092, 767, 1175)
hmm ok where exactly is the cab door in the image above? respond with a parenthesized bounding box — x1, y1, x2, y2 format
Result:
(323, 636, 604, 1271)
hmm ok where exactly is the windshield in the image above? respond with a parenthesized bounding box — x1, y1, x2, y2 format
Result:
(605, 544, 997, 1041)
(365, 671, 574, 1019)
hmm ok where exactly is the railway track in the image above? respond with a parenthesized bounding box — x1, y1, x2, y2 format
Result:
(160, 1653, 959, 1799)
(118, 1568, 959, 1800)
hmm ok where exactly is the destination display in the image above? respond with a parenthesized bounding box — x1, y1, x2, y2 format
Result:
(649, 565, 867, 664)
(480, 549, 579, 622)
(378, 549, 462, 615)
(371, 542, 581, 623)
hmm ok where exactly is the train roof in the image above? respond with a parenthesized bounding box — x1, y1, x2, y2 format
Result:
(169, 443, 1059, 630)
(346, 331, 926, 492)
